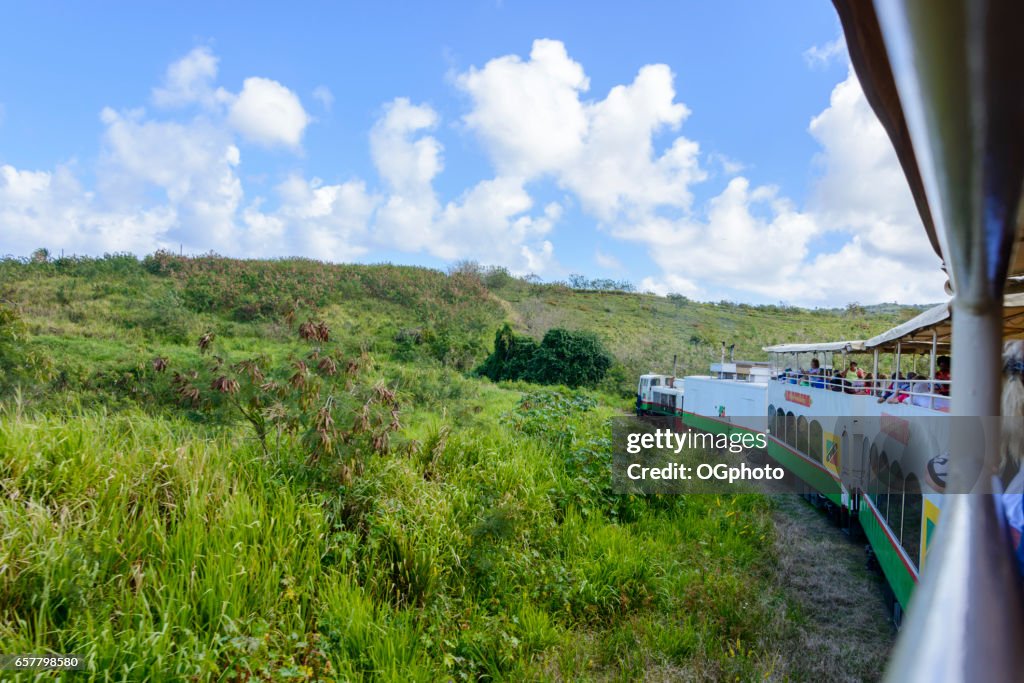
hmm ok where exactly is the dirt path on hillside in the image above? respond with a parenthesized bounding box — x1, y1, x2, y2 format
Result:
(770, 496, 896, 681)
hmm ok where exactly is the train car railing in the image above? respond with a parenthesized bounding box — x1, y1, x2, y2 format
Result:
(774, 372, 951, 411)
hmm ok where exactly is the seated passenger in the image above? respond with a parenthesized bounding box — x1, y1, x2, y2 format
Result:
(935, 355, 951, 396)
(842, 363, 861, 393)
(878, 372, 910, 403)
(856, 372, 873, 395)
(910, 375, 936, 408)
(998, 341, 1024, 573)
(846, 361, 865, 380)
(801, 359, 824, 387)
(903, 372, 924, 402)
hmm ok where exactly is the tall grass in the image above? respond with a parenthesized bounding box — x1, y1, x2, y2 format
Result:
(0, 253, 899, 679)
(0, 390, 800, 681)
(0, 253, 923, 402)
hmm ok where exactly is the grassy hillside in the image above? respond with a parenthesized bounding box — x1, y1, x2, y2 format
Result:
(489, 279, 921, 390)
(0, 253, 921, 404)
(0, 253, 905, 681)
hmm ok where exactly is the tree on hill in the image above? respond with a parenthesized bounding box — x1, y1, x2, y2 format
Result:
(527, 328, 613, 387)
(477, 323, 538, 382)
(478, 324, 613, 388)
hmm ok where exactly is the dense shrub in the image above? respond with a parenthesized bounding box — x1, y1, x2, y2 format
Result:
(477, 324, 538, 382)
(528, 328, 613, 387)
(478, 325, 613, 388)
(567, 273, 635, 292)
(482, 266, 515, 290)
(151, 322, 399, 473)
(0, 303, 27, 373)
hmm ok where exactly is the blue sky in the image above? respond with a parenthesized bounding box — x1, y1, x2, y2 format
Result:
(0, 1, 946, 305)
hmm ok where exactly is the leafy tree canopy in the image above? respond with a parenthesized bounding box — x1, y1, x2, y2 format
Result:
(478, 324, 612, 388)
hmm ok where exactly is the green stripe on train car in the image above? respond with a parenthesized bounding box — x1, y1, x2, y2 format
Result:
(681, 412, 843, 507)
(859, 504, 916, 609)
(680, 412, 915, 611)
(764, 441, 843, 507)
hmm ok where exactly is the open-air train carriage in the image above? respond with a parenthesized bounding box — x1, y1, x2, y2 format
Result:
(645, 0, 1024, 676)
(640, 293, 1024, 626)
(704, 2, 1024, 671)
(642, 1, 1022, 674)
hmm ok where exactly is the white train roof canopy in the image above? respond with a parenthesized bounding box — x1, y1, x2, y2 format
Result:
(864, 293, 1024, 350)
(762, 341, 865, 354)
(765, 293, 1024, 356)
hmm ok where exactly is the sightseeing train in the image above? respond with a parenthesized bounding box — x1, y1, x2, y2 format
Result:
(636, 294, 1024, 625)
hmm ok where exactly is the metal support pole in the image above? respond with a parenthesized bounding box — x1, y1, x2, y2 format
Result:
(895, 342, 901, 380)
(894, 343, 902, 402)
(930, 331, 938, 410)
(842, 349, 848, 391)
(874, 348, 879, 395)
(950, 302, 1001, 418)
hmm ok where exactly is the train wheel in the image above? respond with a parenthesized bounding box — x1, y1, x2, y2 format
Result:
(865, 546, 881, 573)
(892, 600, 903, 630)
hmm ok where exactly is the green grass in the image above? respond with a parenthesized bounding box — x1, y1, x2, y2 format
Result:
(0, 253, 902, 680)
(0, 394, 801, 681)
(488, 280, 924, 395)
(0, 253, 921, 401)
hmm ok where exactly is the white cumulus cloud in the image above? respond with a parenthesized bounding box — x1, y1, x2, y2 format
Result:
(152, 46, 230, 109)
(368, 97, 558, 272)
(456, 40, 706, 225)
(265, 174, 376, 260)
(0, 163, 177, 256)
(457, 39, 589, 177)
(633, 65, 944, 306)
(0, 41, 948, 304)
(228, 77, 310, 149)
(97, 107, 243, 252)
(803, 35, 847, 69)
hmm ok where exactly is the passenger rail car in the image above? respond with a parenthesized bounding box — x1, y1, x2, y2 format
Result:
(636, 297, 1024, 623)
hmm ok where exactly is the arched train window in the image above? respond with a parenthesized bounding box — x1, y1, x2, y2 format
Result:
(877, 452, 890, 518)
(809, 421, 824, 463)
(902, 474, 923, 566)
(887, 462, 905, 541)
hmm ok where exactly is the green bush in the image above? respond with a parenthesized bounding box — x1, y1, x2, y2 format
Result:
(0, 303, 27, 377)
(479, 325, 613, 388)
(477, 324, 538, 382)
(528, 328, 613, 387)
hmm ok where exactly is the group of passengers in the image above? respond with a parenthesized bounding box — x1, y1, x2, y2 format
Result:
(780, 356, 951, 408)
